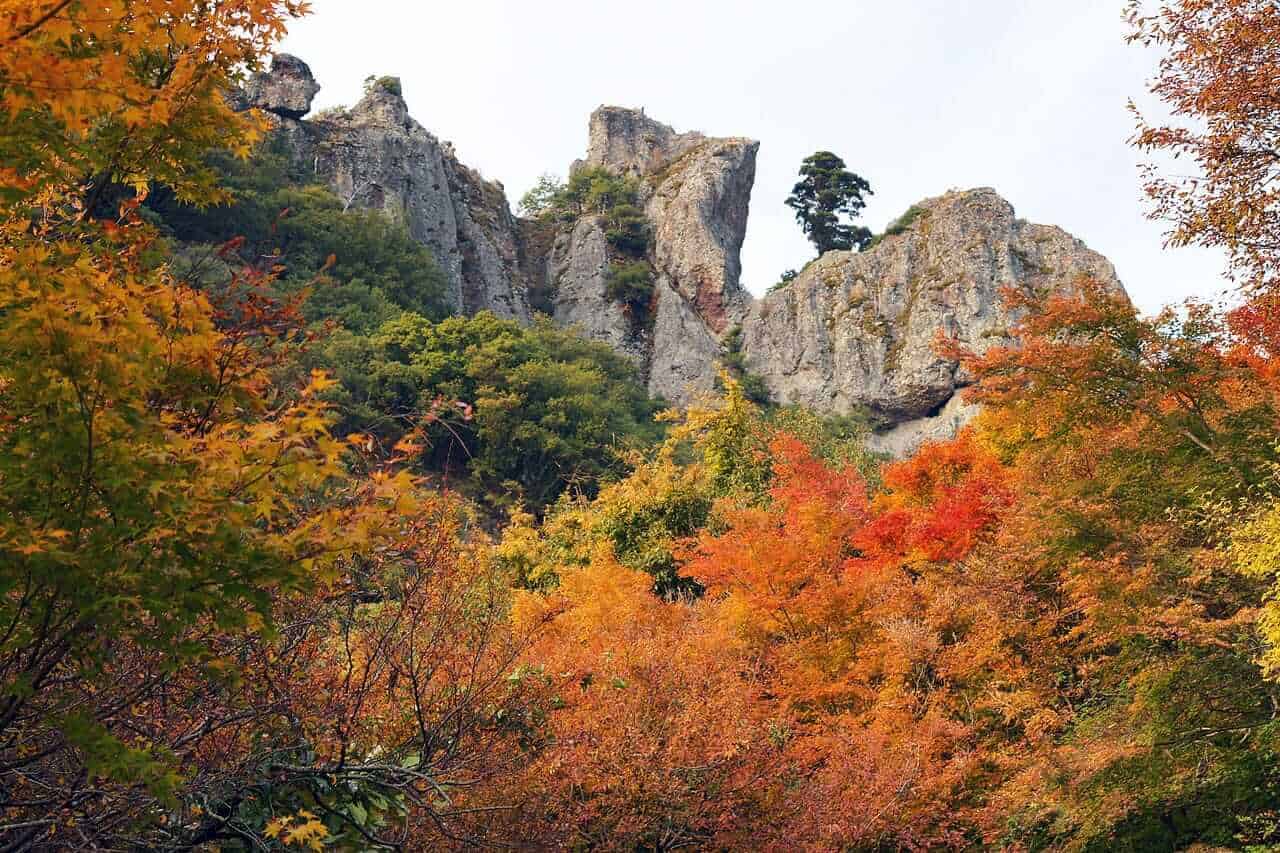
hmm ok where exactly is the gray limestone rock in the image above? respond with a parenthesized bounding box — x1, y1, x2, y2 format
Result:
(646, 275, 723, 403)
(236, 64, 530, 321)
(549, 218, 647, 364)
(740, 188, 1124, 436)
(551, 106, 758, 401)
(863, 394, 983, 458)
(238, 53, 319, 119)
(582, 106, 707, 176)
(235, 66, 1133, 454)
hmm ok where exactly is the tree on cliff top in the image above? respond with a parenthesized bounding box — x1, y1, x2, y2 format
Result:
(786, 151, 873, 255)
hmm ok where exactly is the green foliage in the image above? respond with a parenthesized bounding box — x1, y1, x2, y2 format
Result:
(606, 261, 656, 312)
(768, 268, 799, 293)
(534, 165, 655, 316)
(519, 173, 565, 219)
(865, 204, 928, 251)
(150, 144, 663, 515)
(499, 445, 714, 599)
(785, 151, 874, 255)
(885, 203, 926, 236)
(363, 74, 402, 97)
(321, 311, 664, 512)
(150, 143, 450, 331)
(497, 377, 845, 598)
(718, 325, 772, 405)
(602, 202, 650, 255)
(214, 757, 410, 851)
(544, 166, 642, 223)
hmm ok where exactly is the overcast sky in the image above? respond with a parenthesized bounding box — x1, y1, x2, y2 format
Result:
(278, 0, 1229, 314)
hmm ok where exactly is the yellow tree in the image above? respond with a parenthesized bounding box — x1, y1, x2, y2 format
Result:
(0, 2, 517, 848)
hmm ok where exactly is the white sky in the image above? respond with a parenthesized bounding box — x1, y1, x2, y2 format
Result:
(278, 0, 1230, 315)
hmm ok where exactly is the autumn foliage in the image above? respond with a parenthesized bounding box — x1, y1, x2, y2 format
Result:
(1128, 0, 1280, 293)
(5, 0, 1280, 850)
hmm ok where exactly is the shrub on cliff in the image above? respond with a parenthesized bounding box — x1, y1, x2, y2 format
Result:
(606, 261, 657, 313)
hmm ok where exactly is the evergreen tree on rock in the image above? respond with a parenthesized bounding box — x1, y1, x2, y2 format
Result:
(786, 151, 873, 254)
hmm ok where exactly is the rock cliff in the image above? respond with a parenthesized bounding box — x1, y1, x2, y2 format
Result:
(237, 56, 531, 321)
(539, 107, 758, 401)
(237, 56, 1128, 454)
(234, 53, 319, 119)
(741, 188, 1123, 453)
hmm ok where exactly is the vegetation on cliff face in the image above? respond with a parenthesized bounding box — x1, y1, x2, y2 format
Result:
(718, 323, 772, 404)
(151, 145, 662, 516)
(5, 0, 1280, 850)
(523, 166, 658, 321)
(151, 142, 451, 330)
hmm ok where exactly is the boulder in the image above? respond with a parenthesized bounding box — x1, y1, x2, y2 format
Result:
(239, 53, 319, 119)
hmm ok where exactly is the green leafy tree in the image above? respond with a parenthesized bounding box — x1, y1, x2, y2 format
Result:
(602, 202, 650, 255)
(518, 173, 565, 219)
(785, 151, 873, 254)
(541, 166, 655, 313)
(606, 261, 656, 313)
(321, 312, 664, 512)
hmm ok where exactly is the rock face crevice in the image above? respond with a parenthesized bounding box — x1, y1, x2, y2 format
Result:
(238, 56, 1128, 454)
(547, 217, 647, 364)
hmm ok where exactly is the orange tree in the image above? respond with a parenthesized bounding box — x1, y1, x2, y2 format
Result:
(948, 280, 1280, 849)
(677, 433, 1029, 850)
(500, 386, 1032, 849)
(1128, 0, 1280, 294)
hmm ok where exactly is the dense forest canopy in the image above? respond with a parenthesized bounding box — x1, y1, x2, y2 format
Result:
(2, 0, 1280, 850)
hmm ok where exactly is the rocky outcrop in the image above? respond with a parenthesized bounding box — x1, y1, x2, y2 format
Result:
(545, 106, 758, 401)
(548, 111, 1127, 446)
(646, 277, 724, 401)
(549, 218, 646, 363)
(237, 53, 319, 119)
(580, 107, 757, 336)
(237, 60, 1130, 454)
(581, 106, 708, 177)
(740, 188, 1123, 452)
(236, 60, 530, 321)
(863, 393, 982, 458)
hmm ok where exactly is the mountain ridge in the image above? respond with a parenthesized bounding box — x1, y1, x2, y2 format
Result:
(238, 54, 1126, 454)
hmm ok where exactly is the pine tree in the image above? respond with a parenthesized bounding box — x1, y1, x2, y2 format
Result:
(785, 151, 873, 254)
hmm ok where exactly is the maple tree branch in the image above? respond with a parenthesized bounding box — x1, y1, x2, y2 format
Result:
(1, 0, 75, 47)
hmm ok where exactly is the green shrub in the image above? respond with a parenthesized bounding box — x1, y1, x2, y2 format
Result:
(363, 75, 402, 97)
(148, 143, 449, 330)
(885, 203, 926, 236)
(544, 167, 652, 255)
(603, 202, 650, 255)
(865, 203, 929, 251)
(768, 269, 799, 293)
(518, 173, 565, 219)
(717, 324, 771, 404)
(545, 166, 641, 222)
(606, 261, 656, 310)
